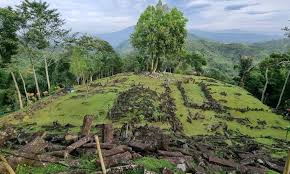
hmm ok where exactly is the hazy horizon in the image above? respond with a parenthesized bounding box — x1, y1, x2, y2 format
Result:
(0, 0, 289, 35)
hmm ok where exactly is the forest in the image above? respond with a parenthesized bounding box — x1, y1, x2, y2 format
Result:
(0, 0, 290, 173)
(0, 0, 289, 113)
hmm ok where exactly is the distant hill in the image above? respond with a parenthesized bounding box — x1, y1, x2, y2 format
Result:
(116, 34, 290, 81)
(97, 26, 283, 47)
(189, 29, 283, 44)
(96, 26, 135, 47)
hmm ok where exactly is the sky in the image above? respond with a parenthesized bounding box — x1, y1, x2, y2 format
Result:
(0, 0, 289, 35)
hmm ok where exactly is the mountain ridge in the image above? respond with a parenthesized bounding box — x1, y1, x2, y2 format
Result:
(96, 26, 284, 47)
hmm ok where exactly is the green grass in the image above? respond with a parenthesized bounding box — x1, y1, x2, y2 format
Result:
(16, 164, 68, 174)
(184, 83, 206, 104)
(209, 85, 269, 110)
(266, 170, 280, 174)
(1, 73, 289, 144)
(16, 154, 98, 174)
(133, 157, 181, 174)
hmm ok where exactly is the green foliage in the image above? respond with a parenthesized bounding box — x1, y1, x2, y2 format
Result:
(245, 52, 290, 107)
(0, 7, 20, 64)
(119, 33, 290, 82)
(266, 170, 280, 174)
(134, 157, 177, 173)
(131, 1, 187, 72)
(67, 35, 122, 82)
(122, 52, 146, 73)
(178, 51, 207, 74)
(70, 46, 88, 81)
(17, 0, 67, 49)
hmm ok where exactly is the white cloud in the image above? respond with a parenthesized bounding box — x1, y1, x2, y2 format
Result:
(0, 0, 289, 34)
(185, 0, 290, 34)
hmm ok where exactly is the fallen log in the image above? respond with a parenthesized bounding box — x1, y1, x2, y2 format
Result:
(0, 150, 79, 171)
(128, 142, 155, 152)
(264, 160, 283, 173)
(81, 115, 93, 137)
(103, 124, 113, 144)
(131, 152, 142, 159)
(99, 151, 132, 167)
(102, 145, 129, 157)
(64, 136, 92, 158)
(161, 156, 193, 165)
(239, 165, 267, 174)
(18, 132, 47, 154)
(0, 127, 16, 147)
(208, 156, 237, 168)
(46, 143, 65, 152)
(157, 150, 184, 157)
(82, 143, 116, 149)
(106, 164, 142, 174)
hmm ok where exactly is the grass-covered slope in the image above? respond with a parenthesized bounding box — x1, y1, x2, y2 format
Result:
(1, 73, 288, 143)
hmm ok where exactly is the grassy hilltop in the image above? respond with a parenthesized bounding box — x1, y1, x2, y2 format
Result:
(1, 73, 288, 143)
(1, 73, 289, 173)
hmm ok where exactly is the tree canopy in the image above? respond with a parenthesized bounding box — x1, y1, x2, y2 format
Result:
(131, 1, 187, 73)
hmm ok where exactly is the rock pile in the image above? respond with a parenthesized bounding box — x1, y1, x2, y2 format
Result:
(0, 119, 287, 174)
(109, 85, 165, 122)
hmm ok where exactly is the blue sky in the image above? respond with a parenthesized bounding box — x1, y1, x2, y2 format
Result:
(1, 0, 289, 35)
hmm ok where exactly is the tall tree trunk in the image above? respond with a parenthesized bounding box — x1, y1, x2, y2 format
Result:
(239, 73, 245, 87)
(152, 57, 159, 73)
(32, 63, 41, 100)
(150, 53, 154, 73)
(11, 72, 23, 109)
(82, 77, 85, 85)
(276, 70, 290, 109)
(90, 75, 93, 83)
(44, 57, 51, 93)
(77, 76, 80, 85)
(19, 71, 29, 104)
(261, 68, 269, 103)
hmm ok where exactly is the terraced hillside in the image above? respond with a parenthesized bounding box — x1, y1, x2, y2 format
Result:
(1, 73, 288, 141)
(1, 73, 289, 173)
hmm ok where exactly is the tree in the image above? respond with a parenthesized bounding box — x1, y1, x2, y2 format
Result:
(122, 53, 144, 73)
(69, 46, 92, 99)
(260, 67, 269, 103)
(70, 47, 87, 85)
(66, 35, 121, 82)
(235, 55, 255, 87)
(182, 51, 207, 74)
(17, 0, 68, 97)
(0, 7, 22, 110)
(259, 54, 289, 103)
(10, 71, 23, 109)
(131, 1, 187, 73)
(0, 7, 20, 64)
(276, 59, 290, 109)
(11, 45, 32, 105)
(245, 53, 290, 108)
